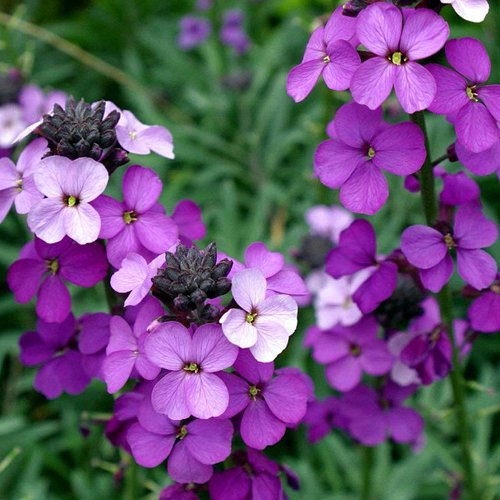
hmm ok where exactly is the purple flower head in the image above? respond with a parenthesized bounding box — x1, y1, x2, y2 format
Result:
(7, 237, 107, 323)
(145, 322, 238, 419)
(350, 4, 449, 113)
(18, 85, 66, 126)
(311, 315, 393, 392)
(93, 165, 178, 267)
(127, 399, 233, 484)
(27, 156, 108, 244)
(220, 268, 298, 362)
(401, 206, 498, 292)
(178, 16, 211, 50)
(209, 448, 284, 500)
(218, 350, 308, 449)
(305, 204, 354, 244)
(103, 298, 164, 393)
(399, 297, 452, 385)
(286, 6, 360, 102)
(427, 38, 499, 153)
(0, 104, 26, 148)
(171, 199, 206, 244)
(467, 276, 500, 333)
(0, 138, 48, 223)
(220, 10, 250, 55)
(455, 135, 500, 177)
(315, 102, 426, 214)
(196, 0, 212, 11)
(440, 171, 480, 207)
(441, 0, 489, 23)
(342, 381, 424, 446)
(19, 314, 91, 398)
(326, 219, 398, 313)
(302, 396, 348, 443)
(388, 331, 421, 386)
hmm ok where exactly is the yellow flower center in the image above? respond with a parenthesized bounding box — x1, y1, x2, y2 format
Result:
(444, 233, 456, 250)
(323, 55, 330, 63)
(466, 86, 479, 102)
(367, 147, 376, 159)
(176, 425, 188, 440)
(123, 210, 138, 224)
(248, 385, 261, 400)
(16, 178, 23, 191)
(46, 259, 59, 274)
(129, 130, 137, 140)
(65, 195, 78, 207)
(183, 362, 200, 374)
(389, 51, 407, 65)
(245, 312, 257, 324)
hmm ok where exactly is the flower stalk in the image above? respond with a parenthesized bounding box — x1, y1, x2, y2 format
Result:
(361, 445, 374, 500)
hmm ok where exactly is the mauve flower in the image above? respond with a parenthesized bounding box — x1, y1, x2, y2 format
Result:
(0, 104, 26, 148)
(326, 219, 398, 313)
(388, 331, 421, 386)
(350, 3, 449, 113)
(209, 449, 284, 500)
(103, 298, 163, 393)
(145, 322, 238, 419)
(401, 206, 498, 292)
(455, 136, 500, 177)
(342, 382, 424, 446)
(305, 204, 354, 244)
(314, 102, 426, 214)
(7, 237, 107, 323)
(19, 314, 90, 399)
(427, 38, 500, 153)
(440, 171, 479, 206)
(178, 16, 211, 50)
(128, 402, 233, 484)
(302, 396, 348, 443)
(172, 199, 206, 244)
(311, 315, 393, 392)
(441, 0, 489, 23)
(93, 165, 178, 267)
(28, 156, 108, 244)
(286, 6, 360, 102)
(159, 485, 199, 500)
(218, 350, 309, 449)
(0, 138, 47, 223)
(467, 276, 500, 333)
(220, 11, 250, 56)
(18, 85, 66, 125)
(220, 268, 298, 362)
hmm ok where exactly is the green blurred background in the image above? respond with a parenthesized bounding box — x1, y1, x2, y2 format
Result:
(0, 0, 499, 498)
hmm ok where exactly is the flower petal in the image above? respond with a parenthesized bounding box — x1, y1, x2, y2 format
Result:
(192, 323, 238, 372)
(151, 371, 191, 420)
(401, 225, 447, 269)
(27, 198, 66, 244)
(394, 63, 436, 114)
(168, 441, 212, 484)
(419, 253, 454, 293)
(456, 248, 497, 290)
(144, 321, 191, 370)
(231, 268, 267, 312)
(123, 165, 162, 213)
(36, 275, 71, 323)
(286, 59, 325, 103)
(240, 399, 286, 449)
(220, 308, 259, 349)
(454, 102, 499, 153)
(127, 423, 175, 467)
(185, 372, 229, 419)
(445, 37, 490, 83)
(63, 203, 101, 245)
(257, 294, 298, 336)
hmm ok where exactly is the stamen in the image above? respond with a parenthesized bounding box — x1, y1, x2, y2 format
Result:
(129, 130, 137, 140)
(444, 233, 456, 250)
(323, 55, 330, 63)
(65, 195, 78, 207)
(46, 259, 59, 274)
(350, 344, 361, 357)
(245, 312, 257, 324)
(248, 385, 261, 400)
(367, 147, 376, 159)
(123, 210, 138, 224)
(466, 86, 479, 102)
(176, 425, 188, 440)
(390, 51, 405, 65)
(183, 362, 200, 374)
(16, 178, 22, 191)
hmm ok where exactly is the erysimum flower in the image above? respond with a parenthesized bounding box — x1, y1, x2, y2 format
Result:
(93, 165, 178, 267)
(302, 396, 348, 443)
(427, 38, 500, 152)
(178, 16, 211, 50)
(7, 237, 107, 323)
(218, 350, 309, 449)
(314, 102, 426, 214)
(350, 3, 449, 113)
(145, 322, 238, 419)
(220, 268, 298, 362)
(455, 135, 500, 177)
(467, 276, 500, 333)
(286, 6, 360, 102)
(0, 138, 47, 223)
(401, 206, 498, 292)
(441, 0, 489, 23)
(28, 156, 108, 244)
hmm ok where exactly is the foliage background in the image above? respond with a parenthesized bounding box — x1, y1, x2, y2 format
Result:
(0, 0, 498, 498)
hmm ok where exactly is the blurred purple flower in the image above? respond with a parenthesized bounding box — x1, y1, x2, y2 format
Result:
(178, 16, 211, 50)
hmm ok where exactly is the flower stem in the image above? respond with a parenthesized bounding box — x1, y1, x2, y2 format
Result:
(361, 446, 373, 500)
(411, 110, 477, 499)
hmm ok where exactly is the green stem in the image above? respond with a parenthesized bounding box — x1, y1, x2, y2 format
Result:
(124, 457, 138, 500)
(411, 111, 477, 499)
(361, 446, 373, 500)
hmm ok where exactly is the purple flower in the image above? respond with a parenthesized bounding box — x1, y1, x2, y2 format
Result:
(455, 136, 500, 177)
(440, 171, 480, 207)
(220, 10, 250, 55)
(441, 0, 489, 24)
(286, 6, 359, 102)
(218, 350, 309, 449)
(427, 38, 500, 153)
(305, 204, 354, 244)
(7, 237, 107, 323)
(314, 102, 426, 214)
(103, 298, 163, 393)
(0, 138, 47, 223)
(342, 382, 424, 446)
(0, 104, 26, 148)
(401, 206, 498, 292)
(145, 322, 238, 419)
(18, 85, 66, 125)
(399, 297, 452, 385)
(350, 4, 449, 113)
(93, 165, 178, 267)
(128, 403, 233, 484)
(178, 16, 211, 50)
(467, 277, 500, 333)
(220, 268, 297, 362)
(302, 396, 348, 443)
(28, 156, 108, 244)
(209, 449, 284, 500)
(19, 314, 91, 398)
(171, 199, 206, 244)
(159, 484, 199, 500)
(311, 315, 393, 392)
(326, 219, 398, 313)
(388, 331, 421, 386)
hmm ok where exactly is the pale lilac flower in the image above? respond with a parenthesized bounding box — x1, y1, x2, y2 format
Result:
(28, 156, 108, 244)
(18, 85, 66, 125)
(286, 6, 359, 102)
(311, 315, 393, 392)
(92, 165, 178, 267)
(427, 38, 500, 152)
(305, 205, 354, 244)
(350, 3, 449, 113)
(0, 138, 47, 223)
(103, 298, 163, 393)
(314, 102, 426, 214)
(441, 0, 489, 23)
(401, 206, 498, 292)
(7, 237, 107, 323)
(220, 268, 298, 362)
(110, 252, 166, 307)
(178, 16, 211, 51)
(0, 104, 26, 148)
(388, 331, 421, 386)
(145, 322, 238, 419)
